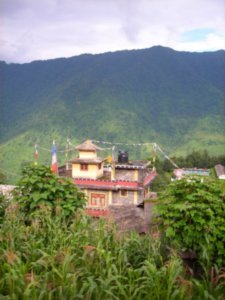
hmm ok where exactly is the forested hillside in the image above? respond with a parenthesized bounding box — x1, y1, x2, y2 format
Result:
(0, 46, 225, 180)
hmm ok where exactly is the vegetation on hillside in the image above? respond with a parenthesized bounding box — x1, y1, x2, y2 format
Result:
(0, 171, 7, 184)
(0, 46, 225, 177)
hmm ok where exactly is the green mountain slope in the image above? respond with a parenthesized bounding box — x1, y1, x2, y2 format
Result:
(0, 46, 225, 180)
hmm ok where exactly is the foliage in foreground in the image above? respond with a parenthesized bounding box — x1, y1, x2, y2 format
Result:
(12, 164, 86, 218)
(0, 193, 8, 223)
(0, 210, 225, 300)
(156, 177, 225, 267)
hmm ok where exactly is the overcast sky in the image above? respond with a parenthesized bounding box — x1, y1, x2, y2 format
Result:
(0, 0, 225, 63)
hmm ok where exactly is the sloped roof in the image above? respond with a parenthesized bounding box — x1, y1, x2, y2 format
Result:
(71, 157, 106, 164)
(76, 140, 102, 151)
(74, 178, 141, 190)
(143, 171, 157, 186)
(215, 164, 225, 177)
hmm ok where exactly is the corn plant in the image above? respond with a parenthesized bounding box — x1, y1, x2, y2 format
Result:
(0, 207, 225, 299)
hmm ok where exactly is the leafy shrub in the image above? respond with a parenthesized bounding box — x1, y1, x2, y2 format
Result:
(156, 177, 225, 266)
(13, 164, 86, 217)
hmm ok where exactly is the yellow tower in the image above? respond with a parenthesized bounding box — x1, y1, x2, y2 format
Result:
(71, 140, 105, 179)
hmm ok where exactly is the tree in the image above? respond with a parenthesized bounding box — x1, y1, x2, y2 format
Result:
(13, 164, 86, 217)
(150, 172, 171, 192)
(156, 177, 225, 266)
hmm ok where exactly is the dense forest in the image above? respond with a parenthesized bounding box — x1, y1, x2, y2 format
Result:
(157, 150, 225, 171)
(0, 46, 225, 177)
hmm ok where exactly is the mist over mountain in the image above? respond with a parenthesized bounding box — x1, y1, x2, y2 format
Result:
(0, 46, 225, 178)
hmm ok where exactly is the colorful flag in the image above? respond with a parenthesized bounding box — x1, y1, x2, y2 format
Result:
(34, 144, 38, 165)
(34, 144, 38, 159)
(51, 140, 58, 174)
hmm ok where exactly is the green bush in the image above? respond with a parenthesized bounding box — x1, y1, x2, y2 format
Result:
(156, 177, 225, 266)
(13, 164, 86, 217)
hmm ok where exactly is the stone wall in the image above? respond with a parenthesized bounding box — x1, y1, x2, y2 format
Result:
(112, 190, 135, 205)
(108, 200, 156, 233)
(115, 169, 136, 181)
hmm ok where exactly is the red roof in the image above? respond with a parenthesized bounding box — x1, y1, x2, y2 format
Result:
(74, 171, 157, 190)
(74, 178, 140, 190)
(143, 171, 157, 186)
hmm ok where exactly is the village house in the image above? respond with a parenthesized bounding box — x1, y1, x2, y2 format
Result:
(173, 168, 210, 180)
(59, 140, 157, 217)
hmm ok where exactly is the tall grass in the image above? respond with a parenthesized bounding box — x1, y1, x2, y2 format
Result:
(0, 208, 224, 299)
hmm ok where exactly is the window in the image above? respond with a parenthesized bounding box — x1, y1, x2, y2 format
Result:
(90, 196, 98, 206)
(99, 196, 105, 207)
(90, 193, 106, 207)
(80, 164, 88, 171)
(120, 190, 128, 197)
(98, 163, 101, 170)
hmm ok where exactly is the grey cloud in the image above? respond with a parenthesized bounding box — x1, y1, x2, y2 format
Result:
(0, 0, 224, 63)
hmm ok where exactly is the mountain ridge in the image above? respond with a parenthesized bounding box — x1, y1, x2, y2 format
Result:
(0, 46, 225, 179)
(1, 45, 225, 65)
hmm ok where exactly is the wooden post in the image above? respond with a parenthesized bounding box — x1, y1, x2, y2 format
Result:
(111, 146, 115, 180)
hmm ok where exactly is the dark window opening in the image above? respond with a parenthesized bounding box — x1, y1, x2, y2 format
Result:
(121, 190, 128, 197)
(80, 164, 88, 171)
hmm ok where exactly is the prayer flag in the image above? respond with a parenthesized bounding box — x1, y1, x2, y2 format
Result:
(51, 140, 58, 174)
(34, 144, 38, 159)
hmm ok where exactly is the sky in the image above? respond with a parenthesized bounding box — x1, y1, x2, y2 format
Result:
(0, 0, 225, 63)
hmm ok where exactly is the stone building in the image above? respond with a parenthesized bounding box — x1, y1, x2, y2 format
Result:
(65, 140, 157, 216)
